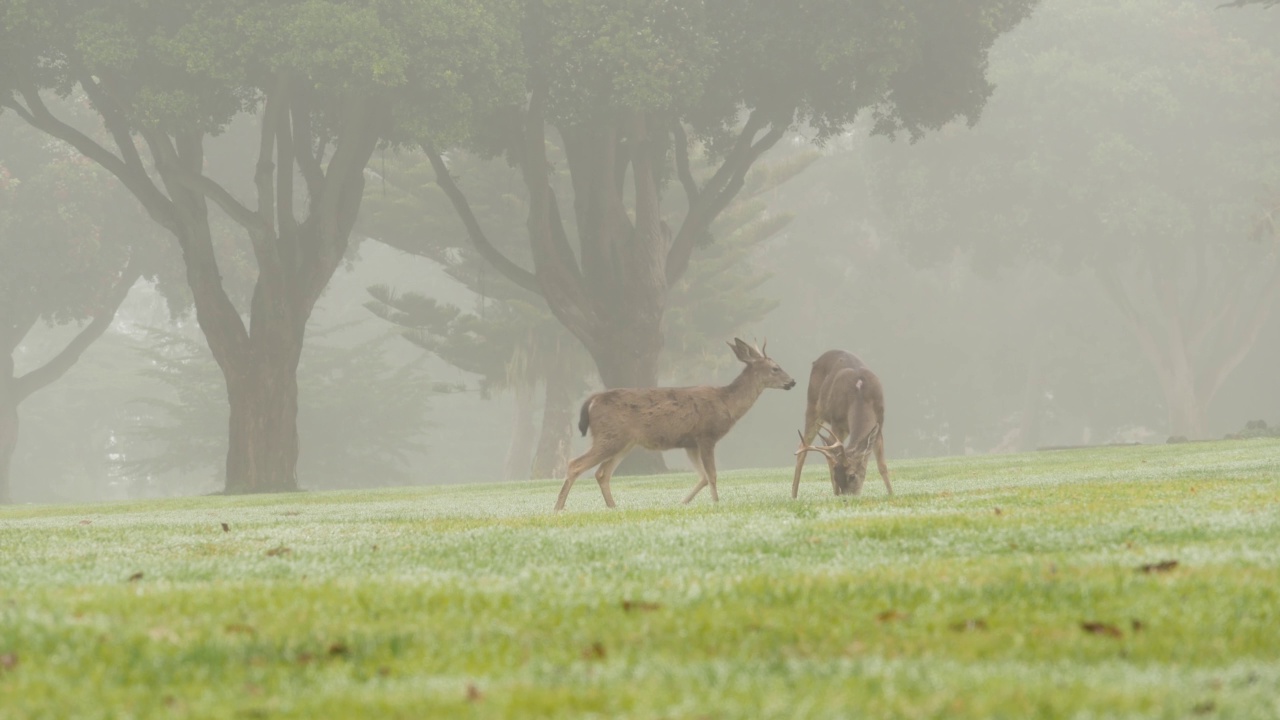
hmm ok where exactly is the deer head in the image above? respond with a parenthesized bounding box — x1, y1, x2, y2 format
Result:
(729, 338, 796, 391)
(795, 424, 878, 495)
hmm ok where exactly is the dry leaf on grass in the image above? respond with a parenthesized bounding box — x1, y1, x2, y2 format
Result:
(1081, 621, 1123, 638)
(1138, 560, 1179, 574)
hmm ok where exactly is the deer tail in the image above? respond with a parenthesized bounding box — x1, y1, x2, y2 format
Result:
(578, 398, 592, 436)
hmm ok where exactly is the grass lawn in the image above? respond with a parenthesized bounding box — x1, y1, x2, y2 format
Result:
(1, 439, 1278, 719)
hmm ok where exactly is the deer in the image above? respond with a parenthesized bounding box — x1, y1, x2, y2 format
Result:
(553, 338, 796, 511)
(792, 349, 892, 498)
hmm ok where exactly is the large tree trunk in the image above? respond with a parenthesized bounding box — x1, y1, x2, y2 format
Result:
(1160, 369, 1207, 440)
(531, 361, 575, 479)
(223, 342, 303, 494)
(503, 383, 537, 482)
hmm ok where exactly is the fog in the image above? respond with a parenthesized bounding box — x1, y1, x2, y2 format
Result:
(2, 0, 1278, 504)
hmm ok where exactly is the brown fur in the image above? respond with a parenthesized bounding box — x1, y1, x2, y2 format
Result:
(554, 338, 795, 511)
(793, 350, 892, 498)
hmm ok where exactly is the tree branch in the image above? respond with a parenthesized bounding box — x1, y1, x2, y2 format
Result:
(1201, 250, 1280, 408)
(666, 113, 785, 285)
(13, 260, 142, 402)
(289, 84, 325, 201)
(4, 85, 180, 234)
(672, 119, 698, 206)
(518, 83, 599, 346)
(161, 158, 266, 237)
(423, 143, 541, 295)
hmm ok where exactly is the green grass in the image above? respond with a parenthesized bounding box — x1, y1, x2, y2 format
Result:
(2, 440, 1279, 719)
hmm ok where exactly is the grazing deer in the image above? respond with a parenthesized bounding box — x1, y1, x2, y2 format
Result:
(553, 338, 796, 511)
(792, 349, 892, 498)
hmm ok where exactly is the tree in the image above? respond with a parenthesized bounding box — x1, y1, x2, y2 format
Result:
(867, 0, 1280, 439)
(1, 0, 522, 492)
(426, 1, 1040, 403)
(363, 141, 811, 476)
(0, 113, 155, 503)
(114, 324, 456, 494)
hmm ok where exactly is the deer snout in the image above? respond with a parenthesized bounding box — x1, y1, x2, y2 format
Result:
(783, 379, 796, 390)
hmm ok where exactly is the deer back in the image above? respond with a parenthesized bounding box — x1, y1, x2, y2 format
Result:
(824, 367, 884, 448)
(810, 351, 867, 431)
(582, 385, 741, 450)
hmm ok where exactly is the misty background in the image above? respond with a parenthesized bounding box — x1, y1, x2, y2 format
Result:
(3, 0, 1278, 504)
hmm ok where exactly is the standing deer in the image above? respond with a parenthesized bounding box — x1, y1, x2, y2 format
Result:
(792, 349, 892, 498)
(554, 338, 795, 511)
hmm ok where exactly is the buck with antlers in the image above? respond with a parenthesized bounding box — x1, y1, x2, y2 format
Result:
(793, 349, 892, 498)
(554, 338, 796, 511)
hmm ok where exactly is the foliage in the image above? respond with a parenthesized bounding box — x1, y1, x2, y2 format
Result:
(114, 325, 458, 492)
(865, 0, 1280, 437)
(422, 0, 1040, 396)
(0, 114, 153, 332)
(1, 440, 1278, 717)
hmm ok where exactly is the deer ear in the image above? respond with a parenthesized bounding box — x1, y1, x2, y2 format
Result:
(729, 338, 755, 362)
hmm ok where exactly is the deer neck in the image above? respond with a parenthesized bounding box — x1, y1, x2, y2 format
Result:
(718, 370, 765, 423)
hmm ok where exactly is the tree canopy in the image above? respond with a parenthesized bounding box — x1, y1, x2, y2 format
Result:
(867, 0, 1280, 438)
(1, 0, 524, 493)
(429, 0, 1040, 403)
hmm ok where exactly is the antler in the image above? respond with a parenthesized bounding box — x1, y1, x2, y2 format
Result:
(795, 426, 845, 460)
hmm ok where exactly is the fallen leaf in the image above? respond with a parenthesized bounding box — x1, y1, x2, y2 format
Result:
(0, 652, 17, 671)
(621, 600, 662, 613)
(127, 572, 144, 583)
(328, 642, 350, 657)
(877, 609, 909, 623)
(582, 641, 607, 661)
(1130, 619, 1144, 633)
(296, 652, 314, 665)
(265, 545, 291, 557)
(1081, 621, 1123, 638)
(950, 619, 988, 632)
(78, 520, 92, 526)
(377, 666, 391, 677)
(220, 522, 229, 533)
(466, 683, 484, 702)
(1138, 560, 1179, 574)
(993, 507, 1003, 516)
(1193, 700, 1216, 715)
(224, 624, 256, 636)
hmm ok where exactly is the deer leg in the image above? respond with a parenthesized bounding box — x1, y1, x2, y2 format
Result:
(594, 452, 627, 509)
(792, 422, 821, 499)
(555, 444, 612, 511)
(874, 430, 892, 496)
(682, 448, 710, 504)
(700, 443, 720, 503)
